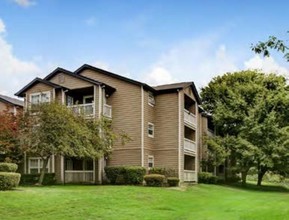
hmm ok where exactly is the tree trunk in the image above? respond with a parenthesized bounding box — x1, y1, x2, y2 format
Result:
(37, 156, 50, 185)
(241, 170, 248, 186)
(257, 168, 266, 186)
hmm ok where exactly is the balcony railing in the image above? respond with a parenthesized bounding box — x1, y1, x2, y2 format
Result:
(184, 138, 196, 153)
(67, 103, 94, 117)
(184, 170, 197, 182)
(103, 104, 112, 118)
(184, 109, 196, 127)
(64, 170, 94, 183)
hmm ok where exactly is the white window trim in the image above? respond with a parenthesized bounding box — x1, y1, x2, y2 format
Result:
(83, 95, 94, 104)
(29, 91, 51, 105)
(148, 122, 154, 138)
(28, 157, 50, 174)
(148, 92, 155, 107)
(148, 155, 154, 168)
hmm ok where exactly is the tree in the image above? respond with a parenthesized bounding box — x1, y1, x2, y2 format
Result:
(201, 70, 289, 185)
(252, 34, 289, 61)
(20, 102, 121, 185)
(0, 109, 23, 164)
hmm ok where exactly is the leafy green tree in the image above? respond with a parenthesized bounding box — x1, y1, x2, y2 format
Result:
(20, 102, 121, 185)
(201, 71, 289, 185)
(252, 34, 289, 61)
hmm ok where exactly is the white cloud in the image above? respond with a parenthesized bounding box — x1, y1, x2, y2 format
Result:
(244, 55, 289, 75)
(13, 0, 35, 7)
(0, 18, 41, 96)
(0, 19, 6, 34)
(142, 36, 238, 88)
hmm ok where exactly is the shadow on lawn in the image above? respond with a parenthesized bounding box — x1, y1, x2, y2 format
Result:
(224, 182, 289, 193)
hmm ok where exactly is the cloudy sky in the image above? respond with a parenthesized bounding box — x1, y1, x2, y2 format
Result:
(0, 0, 289, 97)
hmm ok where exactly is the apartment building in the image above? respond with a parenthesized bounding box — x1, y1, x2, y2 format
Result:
(15, 64, 212, 184)
(0, 94, 23, 114)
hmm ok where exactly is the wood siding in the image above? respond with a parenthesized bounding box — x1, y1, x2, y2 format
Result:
(49, 72, 92, 89)
(79, 69, 142, 166)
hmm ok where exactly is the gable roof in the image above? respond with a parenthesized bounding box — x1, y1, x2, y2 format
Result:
(74, 64, 154, 91)
(44, 67, 116, 94)
(153, 82, 201, 104)
(15, 77, 67, 97)
(0, 94, 24, 107)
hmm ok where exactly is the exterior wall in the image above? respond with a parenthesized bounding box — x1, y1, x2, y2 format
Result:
(79, 69, 142, 167)
(25, 82, 54, 105)
(49, 72, 92, 89)
(154, 92, 179, 173)
(0, 101, 14, 113)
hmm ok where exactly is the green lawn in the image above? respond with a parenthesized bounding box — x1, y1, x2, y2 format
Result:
(1, 184, 289, 220)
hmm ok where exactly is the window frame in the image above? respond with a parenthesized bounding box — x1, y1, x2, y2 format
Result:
(29, 91, 51, 105)
(28, 157, 50, 174)
(148, 122, 154, 138)
(148, 155, 154, 168)
(148, 92, 155, 107)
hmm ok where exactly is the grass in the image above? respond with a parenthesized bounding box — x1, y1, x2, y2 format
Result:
(1, 184, 289, 220)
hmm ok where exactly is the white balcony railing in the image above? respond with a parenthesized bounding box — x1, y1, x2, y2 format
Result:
(103, 104, 112, 118)
(64, 170, 94, 183)
(184, 170, 197, 182)
(184, 109, 196, 127)
(67, 103, 94, 116)
(184, 138, 196, 153)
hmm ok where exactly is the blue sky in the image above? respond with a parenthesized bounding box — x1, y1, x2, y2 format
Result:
(0, 0, 289, 96)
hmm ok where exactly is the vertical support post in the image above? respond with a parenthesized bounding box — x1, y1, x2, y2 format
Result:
(195, 102, 199, 182)
(60, 156, 64, 183)
(178, 90, 182, 180)
(23, 152, 27, 174)
(98, 86, 103, 184)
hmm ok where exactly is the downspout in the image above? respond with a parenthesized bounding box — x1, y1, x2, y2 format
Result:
(141, 86, 144, 167)
(98, 86, 103, 184)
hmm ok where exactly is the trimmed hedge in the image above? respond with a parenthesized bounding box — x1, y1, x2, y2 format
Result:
(198, 172, 218, 184)
(20, 173, 56, 185)
(167, 177, 180, 186)
(105, 166, 146, 185)
(149, 167, 177, 177)
(144, 174, 165, 187)
(0, 163, 18, 172)
(0, 172, 21, 190)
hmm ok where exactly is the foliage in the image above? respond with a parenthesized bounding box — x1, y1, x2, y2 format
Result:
(144, 174, 165, 187)
(198, 172, 219, 184)
(0, 162, 18, 172)
(167, 177, 180, 186)
(0, 109, 23, 163)
(252, 34, 289, 62)
(104, 166, 146, 185)
(148, 167, 177, 177)
(201, 71, 289, 186)
(20, 173, 56, 185)
(20, 102, 118, 185)
(0, 172, 21, 190)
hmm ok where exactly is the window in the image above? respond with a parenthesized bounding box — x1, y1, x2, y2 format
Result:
(148, 92, 155, 106)
(28, 157, 50, 174)
(148, 123, 154, 138)
(30, 92, 51, 105)
(148, 155, 154, 168)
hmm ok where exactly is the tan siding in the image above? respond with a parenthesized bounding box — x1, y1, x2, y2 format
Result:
(25, 83, 54, 104)
(184, 86, 197, 102)
(144, 90, 155, 152)
(79, 69, 142, 166)
(0, 101, 13, 113)
(54, 155, 62, 183)
(144, 149, 154, 169)
(49, 72, 92, 89)
(179, 91, 184, 181)
(107, 149, 141, 166)
(154, 92, 179, 175)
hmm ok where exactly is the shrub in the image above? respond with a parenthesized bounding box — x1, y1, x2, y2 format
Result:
(20, 173, 56, 185)
(0, 162, 18, 172)
(0, 172, 21, 190)
(167, 177, 179, 187)
(198, 172, 218, 184)
(144, 174, 165, 187)
(149, 167, 177, 177)
(105, 166, 146, 185)
(124, 166, 146, 185)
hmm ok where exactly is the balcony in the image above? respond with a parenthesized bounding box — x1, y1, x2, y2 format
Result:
(103, 104, 112, 118)
(184, 170, 197, 182)
(184, 138, 196, 153)
(184, 109, 196, 127)
(64, 170, 94, 183)
(67, 103, 94, 117)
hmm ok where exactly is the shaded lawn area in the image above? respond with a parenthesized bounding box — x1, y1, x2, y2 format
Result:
(1, 184, 289, 220)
